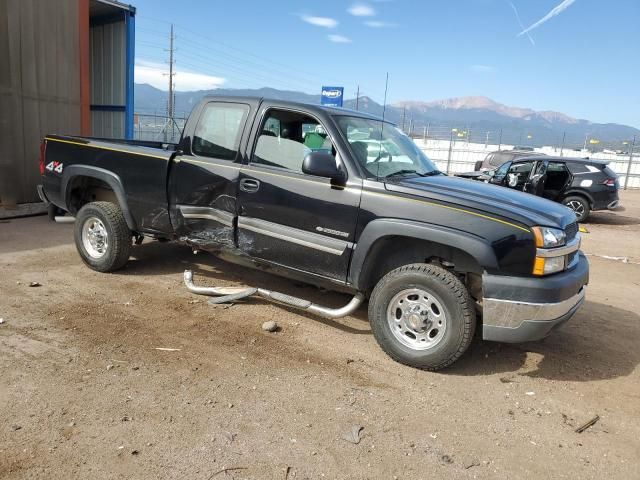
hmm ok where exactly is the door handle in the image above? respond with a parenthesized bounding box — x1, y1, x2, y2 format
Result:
(240, 178, 260, 193)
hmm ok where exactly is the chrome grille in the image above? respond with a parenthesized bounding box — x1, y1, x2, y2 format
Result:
(565, 222, 578, 242)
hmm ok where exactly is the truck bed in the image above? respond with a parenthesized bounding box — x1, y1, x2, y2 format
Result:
(42, 135, 177, 235)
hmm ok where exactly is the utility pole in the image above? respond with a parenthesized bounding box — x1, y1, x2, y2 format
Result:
(485, 131, 489, 149)
(408, 118, 413, 137)
(161, 24, 177, 142)
(498, 129, 502, 151)
(355, 85, 360, 111)
(560, 131, 566, 156)
(165, 24, 176, 119)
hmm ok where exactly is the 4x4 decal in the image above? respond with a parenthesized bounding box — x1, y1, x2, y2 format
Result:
(45, 161, 63, 174)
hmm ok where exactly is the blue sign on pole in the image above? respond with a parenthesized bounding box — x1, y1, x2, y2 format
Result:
(321, 86, 344, 107)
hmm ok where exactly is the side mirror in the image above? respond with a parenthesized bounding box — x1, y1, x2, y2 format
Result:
(302, 152, 345, 182)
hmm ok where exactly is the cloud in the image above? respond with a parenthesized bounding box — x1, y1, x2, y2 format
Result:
(518, 0, 576, 36)
(135, 60, 225, 91)
(508, 1, 535, 46)
(300, 15, 338, 28)
(348, 3, 376, 16)
(364, 20, 397, 28)
(328, 34, 352, 43)
(470, 64, 495, 73)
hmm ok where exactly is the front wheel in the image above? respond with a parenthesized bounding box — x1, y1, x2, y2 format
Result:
(368, 263, 476, 371)
(74, 201, 132, 272)
(562, 196, 590, 223)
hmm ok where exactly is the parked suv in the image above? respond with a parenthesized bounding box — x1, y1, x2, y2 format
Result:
(486, 156, 620, 222)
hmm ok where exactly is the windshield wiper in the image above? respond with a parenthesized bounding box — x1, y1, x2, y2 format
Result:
(386, 169, 445, 178)
(385, 169, 426, 178)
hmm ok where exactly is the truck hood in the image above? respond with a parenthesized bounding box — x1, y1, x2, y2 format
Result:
(385, 175, 576, 229)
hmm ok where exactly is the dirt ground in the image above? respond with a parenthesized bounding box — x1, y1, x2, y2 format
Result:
(1, 192, 639, 480)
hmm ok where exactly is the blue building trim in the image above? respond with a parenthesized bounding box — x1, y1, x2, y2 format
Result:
(124, 10, 135, 140)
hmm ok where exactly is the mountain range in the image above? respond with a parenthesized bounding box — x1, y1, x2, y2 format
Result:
(134, 83, 638, 148)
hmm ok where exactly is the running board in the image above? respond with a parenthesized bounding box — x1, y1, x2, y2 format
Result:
(183, 270, 364, 319)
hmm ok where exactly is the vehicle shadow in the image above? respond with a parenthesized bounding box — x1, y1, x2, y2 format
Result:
(448, 300, 640, 381)
(120, 240, 372, 335)
(586, 212, 639, 226)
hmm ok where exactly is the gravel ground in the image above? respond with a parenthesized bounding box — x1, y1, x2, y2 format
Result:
(1, 191, 639, 479)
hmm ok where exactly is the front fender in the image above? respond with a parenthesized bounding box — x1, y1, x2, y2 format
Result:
(348, 218, 498, 290)
(62, 165, 137, 231)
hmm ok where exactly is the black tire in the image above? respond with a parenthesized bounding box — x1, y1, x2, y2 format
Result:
(368, 263, 476, 371)
(562, 195, 590, 223)
(74, 201, 132, 272)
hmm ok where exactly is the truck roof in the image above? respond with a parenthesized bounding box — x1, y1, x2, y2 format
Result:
(199, 95, 387, 122)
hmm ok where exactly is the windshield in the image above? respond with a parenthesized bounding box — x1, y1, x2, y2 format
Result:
(335, 116, 439, 179)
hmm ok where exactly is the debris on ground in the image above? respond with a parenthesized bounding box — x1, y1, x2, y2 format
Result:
(0, 318, 4, 325)
(208, 466, 247, 478)
(11, 424, 22, 431)
(341, 425, 364, 444)
(440, 454, 454, 465)
(575, 415, 600, 433)
(106, 364, 115, 371)
(154, 347, 181, 352)
(262, 320, 278, 332)
(29, 281, 42, 287)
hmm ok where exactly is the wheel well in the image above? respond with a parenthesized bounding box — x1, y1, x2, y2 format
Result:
(357, 236, 483, 296)
(66, 176, 119, 215)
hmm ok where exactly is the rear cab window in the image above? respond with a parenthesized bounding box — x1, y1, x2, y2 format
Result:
(192, 102, 250, 161)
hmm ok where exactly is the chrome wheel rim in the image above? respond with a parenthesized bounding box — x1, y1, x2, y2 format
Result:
(566, 200, 585, 216)
(386, 288, 447, 350)
(82, 216, 109, 259)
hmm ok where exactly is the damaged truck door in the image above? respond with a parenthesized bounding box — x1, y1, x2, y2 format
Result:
(169, 100, 254, 249)
(236, 105, 361, 282)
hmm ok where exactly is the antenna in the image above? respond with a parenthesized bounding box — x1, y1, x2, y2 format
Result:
(376, 72, 389, 181)
(382, 72, 389, 121)
(355, 85, 360, 111)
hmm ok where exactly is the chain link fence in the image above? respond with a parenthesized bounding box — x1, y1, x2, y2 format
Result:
(133, 113, 187, 144)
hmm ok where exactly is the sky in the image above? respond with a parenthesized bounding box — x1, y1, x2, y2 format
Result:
(133, 0, 640, 128)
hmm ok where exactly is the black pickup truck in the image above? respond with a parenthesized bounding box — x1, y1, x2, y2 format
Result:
(38, 97, 588, 370)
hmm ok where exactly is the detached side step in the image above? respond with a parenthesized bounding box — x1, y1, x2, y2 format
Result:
(261, 290, 312, 309)
(184, 270, 365, 319)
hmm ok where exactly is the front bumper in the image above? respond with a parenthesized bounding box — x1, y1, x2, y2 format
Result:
(482, 253, 589, 343)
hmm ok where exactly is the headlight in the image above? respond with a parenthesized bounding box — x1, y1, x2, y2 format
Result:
(533, 256, 566, 275)
(531, 226, 566, 248)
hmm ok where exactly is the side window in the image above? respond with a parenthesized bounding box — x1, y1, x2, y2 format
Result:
(506, 161, 534, 188)
(495, 161, 511, 176)
(252, 109, 334, 172)
(192, 103, 249, 160)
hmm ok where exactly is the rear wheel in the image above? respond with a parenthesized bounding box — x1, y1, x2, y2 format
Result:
(562, 195, 590, 222)
(74, 201, 131, 272)
(368, 263, 476, 371)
